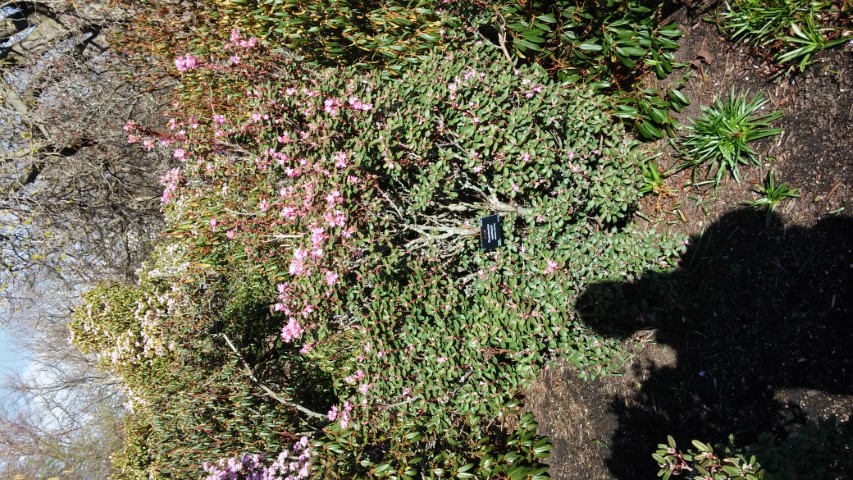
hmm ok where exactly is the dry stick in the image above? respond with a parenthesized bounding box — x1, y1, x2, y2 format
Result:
(462, 180, 532, 216)
(219, 333, 327, 420)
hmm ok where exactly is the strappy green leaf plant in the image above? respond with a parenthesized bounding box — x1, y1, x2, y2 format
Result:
(744, 169, 800, 227)
(777, 16, 849, 72)
(676, 90, 783, 187)
(718, 0, 849, 75)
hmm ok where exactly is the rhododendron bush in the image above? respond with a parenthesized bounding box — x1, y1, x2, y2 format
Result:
(72, 34, 683, 478)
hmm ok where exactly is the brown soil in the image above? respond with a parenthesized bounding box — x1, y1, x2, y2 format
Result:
(526, 3, 853, 479)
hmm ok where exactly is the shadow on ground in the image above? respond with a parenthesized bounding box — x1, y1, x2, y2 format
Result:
(577, 209, 853, 478)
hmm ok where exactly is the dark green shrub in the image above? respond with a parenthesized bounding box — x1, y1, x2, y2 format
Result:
(654, 417, 853, 480)
(224, 0, 687, 136)
(653, 436, 766, 480)
(751, 416, 853, 480)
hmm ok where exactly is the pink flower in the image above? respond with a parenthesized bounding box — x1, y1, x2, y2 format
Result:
(210, 218, 218, 231)
(333, 151, 348, 169)
(214, 114, 226, 125)
(310, 226, 326, 247)
(437, 357, 447, 363)
(327, 405, 338, 421)
(347, 96, 372, 111)
(324, 211, 346, 228)
(174, 54, 198, 72)
(325, 190, 342, 207)
(259, 199, 269, 212)
(289, 249, 307, 276)
(544, 259, 559, 274)
(325, 271, 339, 286)
(281, 317, 305, 343)
(173, 148, 186, 160)
(324, 98, 340, 116)
(358, 383, 369, 395)
(281, 206, 297, 219)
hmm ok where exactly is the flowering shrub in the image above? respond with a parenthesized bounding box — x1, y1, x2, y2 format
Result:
(77, 26, 684, 478)
(203, 436, 312, 480)
(71, 243, 324, 478)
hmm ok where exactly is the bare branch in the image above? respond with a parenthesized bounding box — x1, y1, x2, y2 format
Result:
(219, 333, 327, 421)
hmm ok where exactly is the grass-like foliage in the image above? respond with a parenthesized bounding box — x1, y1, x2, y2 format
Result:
(744, 169, 800, 227)
(718, 0, 849, 74)
(776, 14, 849, 72)
(74, 35, 684, 478)
(677, 90, 782, 186)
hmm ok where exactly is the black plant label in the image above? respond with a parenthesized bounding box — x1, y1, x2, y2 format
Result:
(480, 215, 503, 251)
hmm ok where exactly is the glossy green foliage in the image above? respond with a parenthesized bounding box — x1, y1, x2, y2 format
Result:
(653, 435, 766, 480)
(314, 408, 552, 479)
(226, 0, 686, 137)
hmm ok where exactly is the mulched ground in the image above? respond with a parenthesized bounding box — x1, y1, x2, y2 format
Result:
(526, 3, 853, 479)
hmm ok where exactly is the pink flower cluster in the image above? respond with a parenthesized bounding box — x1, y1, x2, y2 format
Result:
(281, 317, 305, 343)
(228, 29, 259, 51)
(521, 78, 544, 98)
(327, 400, 354, 429)
(321, 96, 372, 117)
(174, 54, 199, 72)
(323, 98, 341, 116)
(160, 168, 183, 204)
(274, 283, 314, 344)
(203, 436, 312, 480)
(343, 369, 365, 385)
(347, 96, 372, 112)
(544, 259, 559, 274)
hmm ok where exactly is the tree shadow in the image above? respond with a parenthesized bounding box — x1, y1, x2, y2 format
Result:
(576, 209, 853, 478)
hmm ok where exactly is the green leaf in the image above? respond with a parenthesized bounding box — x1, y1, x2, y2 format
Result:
(578, 42, 603, 51)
